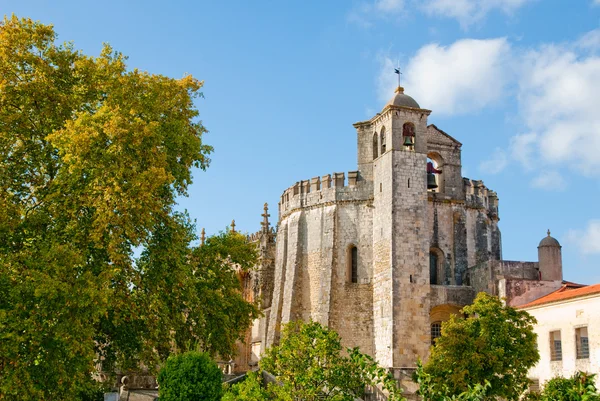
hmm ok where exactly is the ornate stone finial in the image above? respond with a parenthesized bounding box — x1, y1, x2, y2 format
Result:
(231, 219, 236, 233)
(395, 86, 404, 94)
(201, 227, 206, 245)
(261, 203, 270, 232)
(547, 229, 551, 237)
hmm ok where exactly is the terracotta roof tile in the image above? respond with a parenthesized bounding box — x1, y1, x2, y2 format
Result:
(518, 283, 600, 309)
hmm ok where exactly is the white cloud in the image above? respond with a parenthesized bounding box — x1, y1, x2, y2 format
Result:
(349, 0, 531, 28)
(566, 220, 600, 255)
(576, 28, 600, 51)
(373, 29, 600, 180)
(530, 170, 567, 191)
(479, 148, 508, 174)
(375, 0, 404, 12)
(381, 38, 511, 115)
(510, 132, 537, 169)
(517, 42, 600, 175)
(422, 0, 534, 29)
(347, 0, 404, 27)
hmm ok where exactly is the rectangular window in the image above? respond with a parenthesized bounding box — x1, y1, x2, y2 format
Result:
(529, 378, 540, 394)
(429, 253, 438, 285)
(576, 327, 590, 359)
(550, 331, 562, 361)
(431, 322, 442, 345)
(351, 246, 358, 284)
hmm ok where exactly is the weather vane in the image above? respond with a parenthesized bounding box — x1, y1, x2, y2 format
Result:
(394, 61, 402, 87)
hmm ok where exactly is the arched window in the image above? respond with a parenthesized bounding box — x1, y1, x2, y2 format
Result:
(402, 122, 415, 147)
(372, 132, 378, 160)
(380, 127, 386, 154)
(427, 153, 444, 193)
(429, 252, 438, 285)
(431, 321, 442, 344)
(348, 245, 358, 283)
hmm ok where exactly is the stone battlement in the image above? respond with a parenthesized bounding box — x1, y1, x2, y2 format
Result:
(278, 171, 373, 219)
(246, 227, 276, 243)
(463, 178, 499, 218)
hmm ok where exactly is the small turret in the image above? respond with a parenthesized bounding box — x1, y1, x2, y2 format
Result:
(261, 203, 270, 234)
(538, 229, 562, 281)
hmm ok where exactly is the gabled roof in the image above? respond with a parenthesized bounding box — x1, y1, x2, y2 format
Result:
(427, 124, 462, 146)
(518, 282, 600, 309)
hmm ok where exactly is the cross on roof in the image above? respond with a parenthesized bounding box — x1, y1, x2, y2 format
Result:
(394, 63, 402, 87)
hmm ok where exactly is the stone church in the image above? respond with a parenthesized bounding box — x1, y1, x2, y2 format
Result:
(234, 85, 566, 391)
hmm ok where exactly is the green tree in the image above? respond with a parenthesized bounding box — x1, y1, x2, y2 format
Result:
(260, 320, 405, 401)
(0, 15, 258, 400)
(415, 360, 491, 401)
(157, 351, 222, 401)
(222, 371, 271, 401)
(420, 293, 539, 401)
(533, 372, 600, 401)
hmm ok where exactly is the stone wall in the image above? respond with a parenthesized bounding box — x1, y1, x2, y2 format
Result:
(391, 149, 431, 368)
(329, 201, 375, 355)
(499, 278, 562, 307)
(430, 285, 476, 308)
(467, 260, 540, 296)
(372, 150, 394, 367)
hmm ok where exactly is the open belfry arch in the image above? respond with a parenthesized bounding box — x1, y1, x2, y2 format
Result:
(236, 80, 564, 394)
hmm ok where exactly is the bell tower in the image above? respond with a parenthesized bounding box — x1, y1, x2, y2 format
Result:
(367, 85, 432, 368)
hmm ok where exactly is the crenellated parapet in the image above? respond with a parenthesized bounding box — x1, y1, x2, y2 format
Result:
(246, 227, 276, 243)
(463, 178, 499, 220)
(278, 170, 373, 219)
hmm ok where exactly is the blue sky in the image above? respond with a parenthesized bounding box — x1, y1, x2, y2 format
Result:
(4, 0, 600, 284)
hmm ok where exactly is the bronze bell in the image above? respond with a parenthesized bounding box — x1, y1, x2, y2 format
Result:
(427, 172, 438, 189)
(403, 135, 414, 147)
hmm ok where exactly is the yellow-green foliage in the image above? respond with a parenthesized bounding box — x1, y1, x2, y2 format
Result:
(532, 372, 600, 401)
(0, 15, 258, 400)
(259, 321, 405, 401)
(222, 371, 271, 401)
(421, 293, 539, 401)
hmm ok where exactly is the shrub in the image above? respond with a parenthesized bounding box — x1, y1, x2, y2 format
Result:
(222, 371, 270, 401)
(540, 372, 599, 401)
(157, 351, 222, 401)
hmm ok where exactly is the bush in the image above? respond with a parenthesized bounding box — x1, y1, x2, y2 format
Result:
(540, 372, 599, 401)
(157, 351, 222, 401)
(222, 371, 270, 401)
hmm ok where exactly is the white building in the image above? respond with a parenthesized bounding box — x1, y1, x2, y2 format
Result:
(519, 282, 600, 388)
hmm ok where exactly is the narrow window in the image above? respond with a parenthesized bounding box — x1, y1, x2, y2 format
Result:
(550, 331, 562, 361)
(402, 122, 415, 148)
(431, 322, 442, 344)
(380, 128, 386, 154)
(350, 246, 358, 283)
(408, 178, 410, 188)
(529, 379, 540, 394)
(372, 133, 378, 160)
(576, 327, 589, 359)
(429, 252, 438, 285)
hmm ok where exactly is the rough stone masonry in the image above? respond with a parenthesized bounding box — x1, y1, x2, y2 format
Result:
(234, 85, 564, 395)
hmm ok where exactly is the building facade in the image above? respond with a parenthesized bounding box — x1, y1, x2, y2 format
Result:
(520, 283, 600, 389)
(236, 86, 572, 393)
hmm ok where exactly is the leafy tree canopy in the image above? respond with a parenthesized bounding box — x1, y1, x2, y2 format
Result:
(259, 320, 405, 401)
(420, 292, 539, 401)
(527, 372, 600, 401)
(222, 371, 271, 401)
(0, 15, 258, 400)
